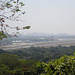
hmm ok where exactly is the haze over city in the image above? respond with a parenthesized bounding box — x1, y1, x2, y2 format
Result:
(6, 0, 75, 35)
(23, 0, 75, 35)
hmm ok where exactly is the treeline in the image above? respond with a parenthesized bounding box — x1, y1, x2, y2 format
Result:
(0, 53, 75, 75)
(9, 46, 75, 62)
(0, 46, 75, 75)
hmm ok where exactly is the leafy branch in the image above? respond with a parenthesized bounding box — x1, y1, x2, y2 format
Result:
(0, 0, 30, 39)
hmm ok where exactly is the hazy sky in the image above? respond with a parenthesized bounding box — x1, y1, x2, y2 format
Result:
(19, 0, 75, 35)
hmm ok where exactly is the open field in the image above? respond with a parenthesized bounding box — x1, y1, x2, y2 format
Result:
(0, 38, 75, 50)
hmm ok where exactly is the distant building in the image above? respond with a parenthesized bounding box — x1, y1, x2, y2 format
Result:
(50, 36, 54, 41)
(12, 40, 24, 45)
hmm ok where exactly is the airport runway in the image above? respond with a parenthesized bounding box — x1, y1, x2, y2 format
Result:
(0, 39, 75, 50)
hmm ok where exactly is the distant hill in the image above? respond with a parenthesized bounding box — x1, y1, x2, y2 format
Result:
(23, 32, 72, 37)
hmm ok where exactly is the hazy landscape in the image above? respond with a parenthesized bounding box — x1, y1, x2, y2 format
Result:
(0, 0, 75, 74)
(0, 33, 75, 50)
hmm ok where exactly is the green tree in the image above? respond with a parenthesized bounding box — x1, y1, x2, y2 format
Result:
(33, 55, 75, 75)
(0, 64, 10, 75)
(0, 53, 20, 69)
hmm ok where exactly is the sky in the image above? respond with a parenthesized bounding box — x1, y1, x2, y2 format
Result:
(11, 0, 75, 35)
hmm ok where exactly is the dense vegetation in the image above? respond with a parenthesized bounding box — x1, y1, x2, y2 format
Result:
(33, 55, 75, 75)
(0, 46, 75, 75)
(9, 46, 75, 62)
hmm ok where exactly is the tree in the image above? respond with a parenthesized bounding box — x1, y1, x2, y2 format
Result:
(0, 53, 20, 69)
(0, 0, 30, 40)
(32, 55, 75, 75)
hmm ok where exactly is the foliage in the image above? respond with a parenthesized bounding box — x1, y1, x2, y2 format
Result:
(33, 55, 75, 75)
(0, 53, 20, 69)
(0, 48, 75, 74)
(10, 46, 75, 62)
(0, 64, 10, 75)
(0, 0, 30, 39)
(0, 48, 5, 54)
